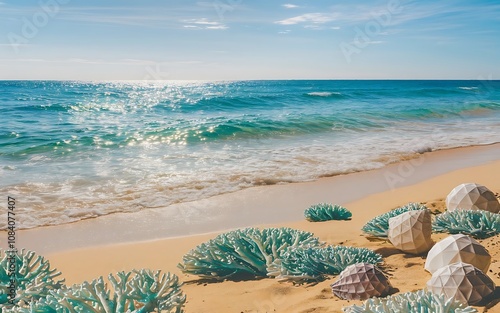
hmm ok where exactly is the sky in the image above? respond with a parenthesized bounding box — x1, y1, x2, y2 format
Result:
(0, 0, 499, 80)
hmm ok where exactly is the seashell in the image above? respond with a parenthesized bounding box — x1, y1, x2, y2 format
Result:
(388, 209, 434, 254)
(427, 262, 495, 305)
(331, 263, 391, 300)
(425, 234, 491, 274)
(446, 183, 500, 213)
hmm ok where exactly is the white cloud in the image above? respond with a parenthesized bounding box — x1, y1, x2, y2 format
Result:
(324, 2, 500, 28)
(282, 4, 299, 9)
(58, 14, 173, 27)
(304, 25, 323, 30)
(183, 18, 227, 30)
(186, 18, 219, 26)
(275, 13, 337, 25)
(43, 6, 226, 29)
(206, 25, 228, 30)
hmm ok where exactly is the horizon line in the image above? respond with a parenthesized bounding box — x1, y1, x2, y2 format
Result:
(0, 78, 498, 82)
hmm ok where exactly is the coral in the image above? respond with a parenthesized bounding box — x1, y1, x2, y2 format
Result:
(178, 227, 321, 279)
(267, 245, 383, 282)
(343, 290, 477, 313)
(304, 203, 352, 222)
(0, 249, 64, 307)
(362, 203, 427, 238)
(2, 297, 60, 313)
(4, 270, 186, 313)
(432, 209, 500, 239)
(126, 270, 185, 312)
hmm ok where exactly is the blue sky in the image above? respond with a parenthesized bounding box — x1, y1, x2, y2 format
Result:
(0, 0, 499, 80)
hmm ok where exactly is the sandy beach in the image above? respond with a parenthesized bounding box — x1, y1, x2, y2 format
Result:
(30, 144, 500, 313)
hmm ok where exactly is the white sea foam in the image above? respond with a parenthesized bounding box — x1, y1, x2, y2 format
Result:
(1, 117, 500, 230)
(307, 91, 341, 97)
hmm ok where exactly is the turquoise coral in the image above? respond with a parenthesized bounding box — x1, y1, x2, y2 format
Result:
(3, 269, 186, 313)
(432, 209, 500, 239)
(343, 290, 477, 313)
(304, 203, 352, 222)
(268, 245, 383, 282)
(179, 227, 386, 282)
(178, 227, 321, 279)
(0, 249, 64, 307)
(362, 203, 427, 238)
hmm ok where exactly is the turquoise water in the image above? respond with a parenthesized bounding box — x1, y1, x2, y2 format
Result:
(1, 80, 500, 229)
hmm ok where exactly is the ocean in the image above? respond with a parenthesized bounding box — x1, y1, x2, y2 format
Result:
(1, 80, 500, 230)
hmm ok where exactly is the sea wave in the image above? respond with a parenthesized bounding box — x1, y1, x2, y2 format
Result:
(3, 98, 500, 158)
(305, 91, 343, 97)
(2, 80, 500, 229)
(3, 128, 499, 230)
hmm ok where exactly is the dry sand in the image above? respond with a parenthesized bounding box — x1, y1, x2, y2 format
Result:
(44, 154, 500, 312)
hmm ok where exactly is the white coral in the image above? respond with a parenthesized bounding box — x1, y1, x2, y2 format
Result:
(3, 269, 185, 313)
(0, 249, 64, 306)
(343, 290, 477, 313)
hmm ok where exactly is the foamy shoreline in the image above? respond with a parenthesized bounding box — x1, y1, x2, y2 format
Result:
(4, 80, 500, 231)
(15, 143, 500, 255)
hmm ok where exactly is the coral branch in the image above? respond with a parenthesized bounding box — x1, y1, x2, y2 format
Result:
(305, 203, 352, 222)
(0, 249, 64, 307)
(268, 245, 383, 282)
(343, 290, 477, 313)
(432, 209, 500, 239)
(178, 227, 321, 280)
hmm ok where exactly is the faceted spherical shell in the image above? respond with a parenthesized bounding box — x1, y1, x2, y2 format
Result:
(331, 263, 391, 300)
(388, 209, 434, 254)
(446, 183, 500, 213)
(427, 262, 495, 305)
(424, 234, 491, 274)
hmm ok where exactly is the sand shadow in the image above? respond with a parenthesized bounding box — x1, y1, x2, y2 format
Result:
(184, 274, 333, 286)
(363, 236, 389, 243)
(374, 247, 402, 258)
(476, 286, 500, 309)
(374, 247, 428, 259)
(388, 287, 400, 296)
(183, 274, 268, 285)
